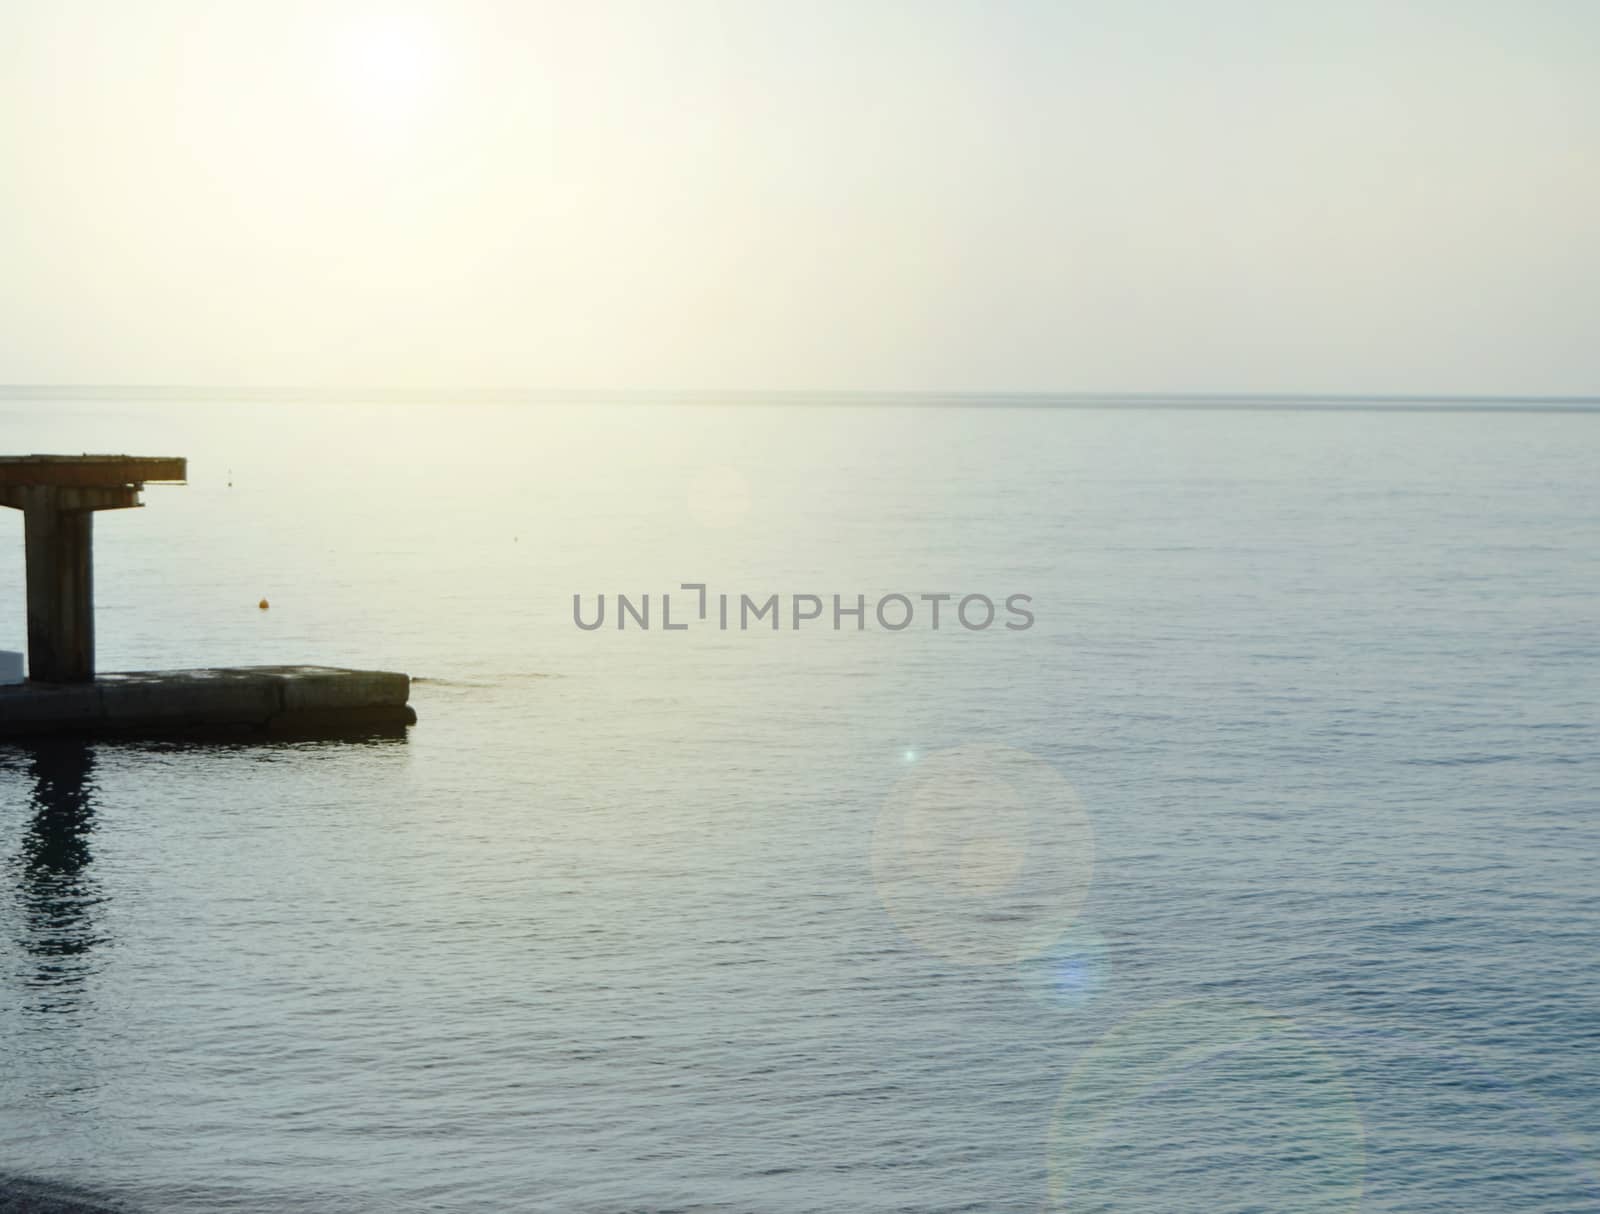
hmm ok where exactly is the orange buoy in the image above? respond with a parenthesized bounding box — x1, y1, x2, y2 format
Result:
(258, 598, 269, 610)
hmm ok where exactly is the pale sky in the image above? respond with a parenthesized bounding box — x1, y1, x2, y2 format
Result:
(2, 0, 1596, 395)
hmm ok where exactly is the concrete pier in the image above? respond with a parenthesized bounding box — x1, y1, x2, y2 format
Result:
(2, 454, 416, 737)
(0, 666, 416, 737)
(2, 455, 186, 682)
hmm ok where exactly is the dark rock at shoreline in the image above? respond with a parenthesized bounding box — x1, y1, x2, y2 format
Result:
(0, 1176, 130, 1214)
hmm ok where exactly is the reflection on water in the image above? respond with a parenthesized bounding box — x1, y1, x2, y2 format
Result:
(3, 732, 408, 1022)
(9, 740, 104, 1015)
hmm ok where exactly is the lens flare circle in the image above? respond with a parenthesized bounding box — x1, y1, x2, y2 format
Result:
(871, 744, 1094, 966)
(1020, 924, 1110, 1011)
(1047, 1000, 1365, 1213)
(1303, 1024, 1600, 1208)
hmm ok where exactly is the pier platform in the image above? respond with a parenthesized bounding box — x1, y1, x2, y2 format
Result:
(0, 665, 416, 738)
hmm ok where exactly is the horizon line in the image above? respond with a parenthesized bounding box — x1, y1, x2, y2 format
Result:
(3, 385, 1600, 412)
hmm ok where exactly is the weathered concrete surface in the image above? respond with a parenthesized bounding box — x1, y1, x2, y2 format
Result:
(0, 454, 187, 488)
(0, 666, 415, 737)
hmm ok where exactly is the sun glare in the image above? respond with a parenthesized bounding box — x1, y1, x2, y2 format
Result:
(334, 15, 442, 127)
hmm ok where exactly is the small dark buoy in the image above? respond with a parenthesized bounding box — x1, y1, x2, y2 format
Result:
(258, 598, 269, 610)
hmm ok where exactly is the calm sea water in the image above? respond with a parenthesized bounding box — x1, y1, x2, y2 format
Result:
(1, 399, 1598, 1212)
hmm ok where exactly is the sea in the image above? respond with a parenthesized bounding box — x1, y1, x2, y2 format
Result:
(1, 396, 1597, 1212)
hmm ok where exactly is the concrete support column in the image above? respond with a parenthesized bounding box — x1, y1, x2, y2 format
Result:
(3, 455, 181, 685)
(22, 492, 95, 683)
